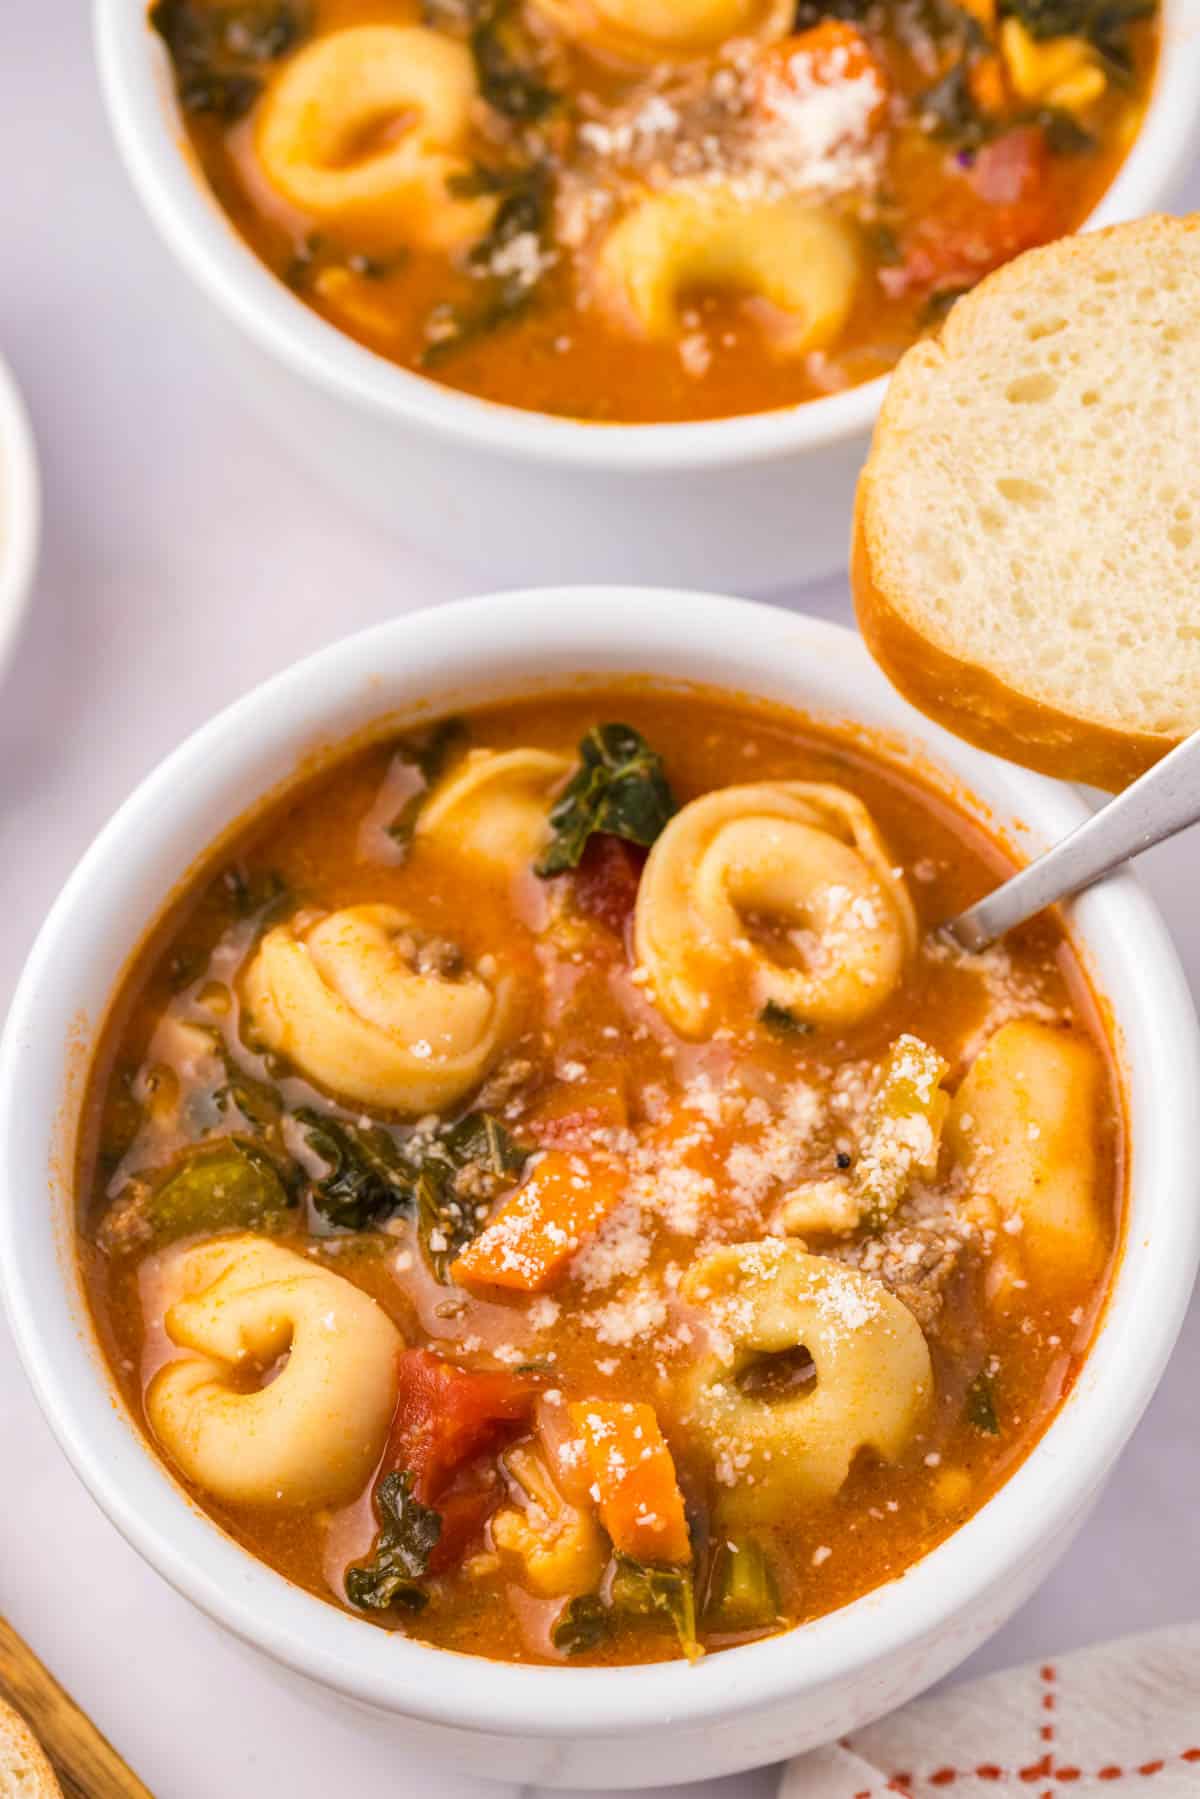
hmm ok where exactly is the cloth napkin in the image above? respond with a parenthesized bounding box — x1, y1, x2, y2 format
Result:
(780, 1625, 1200, 1797)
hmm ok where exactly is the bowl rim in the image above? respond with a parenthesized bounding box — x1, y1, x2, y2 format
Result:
(2, 588, 1199, 1739)
(0, 350, 40, 682)
(93, 0, 1200, 473)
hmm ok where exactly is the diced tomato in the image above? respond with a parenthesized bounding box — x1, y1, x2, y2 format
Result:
(427, 1467, 505, 1573)
(881, 127, 1053, 301)
(752, 23, 889, 128)
(572, 834, 646, 936)
(968, 124, 1049, 208)
(453, 1149, 627, 1292)
(381, 1348, 537, 1504)
(890, 125, 1052, 300)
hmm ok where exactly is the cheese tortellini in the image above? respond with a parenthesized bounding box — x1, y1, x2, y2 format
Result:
(416, 748, 571, 874)
(948, 1020, 1108, 1300)
(634, 781, 916, 1035)
(594, 188, 862, 354)
(681, 1239, 932, 1522)
(254, 26, 495, 252)
(146, 1236, 402, 1507)
(531, 0, 787, 63)
(242, 903, 515, 1113)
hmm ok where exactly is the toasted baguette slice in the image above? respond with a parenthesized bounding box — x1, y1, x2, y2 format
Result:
(854, 214, 1200, 790)
(0, 1698, 62, 1798)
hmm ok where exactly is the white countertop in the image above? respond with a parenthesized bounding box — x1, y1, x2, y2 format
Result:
(2, 8, 1198, 1794)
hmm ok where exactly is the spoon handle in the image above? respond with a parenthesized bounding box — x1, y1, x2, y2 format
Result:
(942, 727, 1200, 953)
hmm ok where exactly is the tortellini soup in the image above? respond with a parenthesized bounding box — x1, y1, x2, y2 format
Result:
(79, 690, 1122, 1663)
(148, 0, 1158, 421)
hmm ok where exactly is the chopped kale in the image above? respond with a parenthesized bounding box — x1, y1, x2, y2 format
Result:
(220, 864, 291, 923)
(917, 60, 987, 145)
(345, 1471, 442, 1612)
(551, 1593, 611, 1654)
(1034, 106, 1098, 155)
(1000, 0, 1154, 76)
(536, 725, 676, 878)
(295, 1105, 528, 1269)
(610, 1555, 701, 1660)
(295, 1109, 413, 1231)
(701, 1538, 780, 1633)
(419, 164, 553, 369)
(471, 1, 557, 120)
(385, 717, 469, 847)
(214, 1044, 284, 1135)
(966, 1370, 1001, 1435)
(144, 1138, 293, 1245)
(761, 1000, 814, 1038)
(150, 0, 310, 122)
(411, 1112, 530, 1278)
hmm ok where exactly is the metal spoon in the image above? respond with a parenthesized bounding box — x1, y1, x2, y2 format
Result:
(940, 728, 1200, 953)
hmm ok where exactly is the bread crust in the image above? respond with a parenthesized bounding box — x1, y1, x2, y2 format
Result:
(0, 1697, 63, 1798)
(852, 217, 1191, 793)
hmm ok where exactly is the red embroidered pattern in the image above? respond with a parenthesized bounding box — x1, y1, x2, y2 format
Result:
(844, 1663, 1200, 1792)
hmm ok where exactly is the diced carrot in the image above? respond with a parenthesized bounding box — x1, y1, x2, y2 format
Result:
(568, 1400, 692, 1565)
(753, 23, 889, 127)
(452, 1150, 626, 1292)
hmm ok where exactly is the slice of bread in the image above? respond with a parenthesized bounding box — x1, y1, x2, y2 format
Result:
(853, 213, 1200, 790)
(0, 1698, 62, 1798)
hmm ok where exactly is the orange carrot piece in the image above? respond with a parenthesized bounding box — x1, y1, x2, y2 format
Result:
(452, 1150, 625, 1292)
(568, 1400, 692, 1565)
(753, 23, 889, 125)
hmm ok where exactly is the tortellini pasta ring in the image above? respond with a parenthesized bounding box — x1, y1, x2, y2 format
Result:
(634, 781, 916, 1035)
(242, 902, 516, 1113)
(680, 1239, 932, 1522)
(531, 0, 790, 63)
(948, 1020, 1108, 1301)
(416, 748, 572, 874)
(146, 1236, 403, 1507)
(254, 26, 496, 252)
(594, 188, 862, 355)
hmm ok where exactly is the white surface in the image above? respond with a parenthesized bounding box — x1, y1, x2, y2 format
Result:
(0, 7, 1198, 1796)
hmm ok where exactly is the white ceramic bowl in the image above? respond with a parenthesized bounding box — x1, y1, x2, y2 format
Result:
(0, 350, 39, 681)
(2, 591, 1198, 1788)
(94, 6, 1200, 591)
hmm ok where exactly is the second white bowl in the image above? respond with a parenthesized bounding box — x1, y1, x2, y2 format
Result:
(93, 6, 1200, 588)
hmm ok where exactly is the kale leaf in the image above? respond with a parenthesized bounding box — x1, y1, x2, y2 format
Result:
(411, 1112, 529, 1278)
(966, 1370, 1001, 1435)
(760, 1000, 814, 1038)
(344, 1472, 442, 1613)
(150, 0, 310, 122)
(917, 61, 988, 145)
(295, 1105, 528, 1269)
(295, 1110, 414, 1231)
(610, 1555, 701, 1661)
(551, 1593, 611, 1655)
(385, 717, 469, 847)
(999, 0, 1154, 75)
(420, 164, 554, 369)
(471, 0, 557, 120)
(536, 725, 676, 878)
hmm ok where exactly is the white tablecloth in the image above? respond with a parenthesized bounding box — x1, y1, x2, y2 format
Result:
(1, 8, 1198, 1793)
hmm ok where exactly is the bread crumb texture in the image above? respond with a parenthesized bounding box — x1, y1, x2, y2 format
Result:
(862, 215, 1200, 741)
